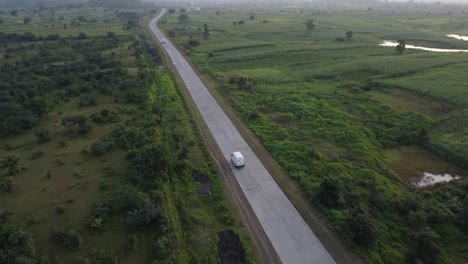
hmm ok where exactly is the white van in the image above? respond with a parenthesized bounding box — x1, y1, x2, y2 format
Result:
(231, 152, 245, 168)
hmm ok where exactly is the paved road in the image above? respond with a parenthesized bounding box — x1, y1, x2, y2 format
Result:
(150, 9, 336, 264)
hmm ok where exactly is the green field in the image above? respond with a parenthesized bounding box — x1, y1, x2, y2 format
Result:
(0, 5, 250, 264)
(162, 6, 468, 263)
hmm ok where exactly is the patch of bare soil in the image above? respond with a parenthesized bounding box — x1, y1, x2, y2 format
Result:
(191, 170, 212, 196)
(386, 146, 466, 187)
(217, 230, 247, 264)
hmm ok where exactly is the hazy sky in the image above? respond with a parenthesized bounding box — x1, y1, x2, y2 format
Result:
(391, 0, 468, 3)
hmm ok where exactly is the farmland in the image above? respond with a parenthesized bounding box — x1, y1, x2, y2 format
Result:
(0, 4, 250, 264)
(162, 6, 468, 263)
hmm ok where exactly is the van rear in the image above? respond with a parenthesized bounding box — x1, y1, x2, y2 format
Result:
(231, 152, 245, 168)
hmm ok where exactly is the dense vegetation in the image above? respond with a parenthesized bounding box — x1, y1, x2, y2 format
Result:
(162, 6, 468, 263)
(0, 5, 249, 264)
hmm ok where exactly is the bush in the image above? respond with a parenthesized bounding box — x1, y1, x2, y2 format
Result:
(346, 207, 378, 246)
(317, 177, 346, 208)
(1, 177, 13, 192)
(0, 224, 36, 264)
(0, 156, 20, 175)
(34, 128, 51, 143)
(90, 142, 113, 156)
(51, 226, 82, 250)
(78, 94, 97, 107)
(87, 201, 112, 232)
(188, 39, 200, 47)
(410, 227, 441, 264)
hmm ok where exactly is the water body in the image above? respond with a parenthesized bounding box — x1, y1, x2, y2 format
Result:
(446, 34, 468, 41)
(380, 41, 468, 53)
(416, 172, 461, 187)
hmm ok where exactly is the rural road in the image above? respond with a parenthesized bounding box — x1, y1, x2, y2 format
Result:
(149, 9, 336, 264)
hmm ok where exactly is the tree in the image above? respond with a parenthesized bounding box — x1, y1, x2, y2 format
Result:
(78, 32, 87, 39)
(317, 177, 346, 208)
(52, 226, 82, 250)
(90, 142, 113, 156)
(346, 207, 378, 246)
(0, 156, 20, 176)
(237, 75, 248, 89)
(178, 14, 188, 22)
(462, 197, 468, 233)
(232, 21, 237, 26)
(179, 8, 186, 14)
(1, 177, 13, 192)
(346, 30, 353, 40)
(306, 19, 315, 31)
(249, 14, 255, 20)
(0, 224, 36, 264)
(62, 116, 91, 136)
(168, 8, 176, 14)
(187, 39, 200, 47)
(203, 23, 209, 40)
(395, 40, 406, 54)
(0, 19, 3, 25)
(10, 10, 18, 16)
(128, 143, 170, 184)
(34, 128, 51, 143)
(238, 20, 245, 25)
(412, 227, 441, 264)
(23, 17, 31, 24)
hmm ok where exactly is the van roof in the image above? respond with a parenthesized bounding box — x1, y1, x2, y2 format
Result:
(232, 151, 243, 158)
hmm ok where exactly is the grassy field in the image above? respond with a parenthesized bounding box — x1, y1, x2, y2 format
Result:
(162, 6, 468, 263)
(0, 5, 251, 264)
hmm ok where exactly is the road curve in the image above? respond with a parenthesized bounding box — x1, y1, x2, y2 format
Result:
(150, 9, 336, 264)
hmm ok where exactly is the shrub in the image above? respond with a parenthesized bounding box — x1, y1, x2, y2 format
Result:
(87, 202, 112, 232)
(0, 156, 20, 175)
(0, 224, 36, 263)
(317, 177, 346, 208)
(30, 150, 43, 159)
(78, 94, 97, 107)
(346, 207, 378, 246)
(410, 227, 441, 264)
(58, 139, 67, 147)
(34, 128, 51, 143)
(1, 177, 13, 192)
(90, 142, 113, 156)
(188, 39, 200, 47)
(51, 226, 82, 250)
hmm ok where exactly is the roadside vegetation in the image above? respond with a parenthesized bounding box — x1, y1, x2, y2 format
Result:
(0, 3, 250, 264)
(162, 5, 468, 263)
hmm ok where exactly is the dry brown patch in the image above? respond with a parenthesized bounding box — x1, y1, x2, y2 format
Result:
(385, 146, 466, 187)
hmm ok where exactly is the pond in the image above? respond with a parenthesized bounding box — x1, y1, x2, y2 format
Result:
(415, 172, 461, 188)
(379, 40, 468, 53)
(446, 34, 468, 41)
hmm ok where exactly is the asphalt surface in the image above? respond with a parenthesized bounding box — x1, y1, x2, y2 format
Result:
(150, 9, 336, 264)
